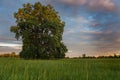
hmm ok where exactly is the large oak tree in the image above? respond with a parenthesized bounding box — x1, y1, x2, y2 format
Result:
(10, 2, 67, 59)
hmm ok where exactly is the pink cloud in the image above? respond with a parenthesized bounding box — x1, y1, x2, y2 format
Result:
(87, 0, 116, 11)
(60, 0, 116, 11)
(60, 0, 87, 5)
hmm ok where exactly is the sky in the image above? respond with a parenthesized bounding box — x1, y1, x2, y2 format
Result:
(0, 0, 120, 57)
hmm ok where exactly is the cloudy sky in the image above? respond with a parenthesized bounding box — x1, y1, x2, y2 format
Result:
(0, 0, 120, 57)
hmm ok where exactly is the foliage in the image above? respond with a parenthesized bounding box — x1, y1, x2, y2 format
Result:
(0, 58, 120, 80)
(10, 2, 67, 59)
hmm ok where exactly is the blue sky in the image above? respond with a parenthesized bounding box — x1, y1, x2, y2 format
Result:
(0, 0, 120, 57)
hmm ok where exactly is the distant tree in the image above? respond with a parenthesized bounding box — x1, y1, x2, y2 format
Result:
(11, 52, 16, 57)
(82, 54, 86, 58)
(114, 53, 118, 58)
(10, 2, 68, 59)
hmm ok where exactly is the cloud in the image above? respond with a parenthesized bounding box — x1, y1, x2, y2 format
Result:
(75, 16, 89, 23)
(59, 0, 116, 11)
(0, 46, 21, 53)
(60, 0, 86, 5)
(0, 42, 22, 53)
(0, 42, 21, 47)
(87, 0, 116, 11)
(0, 36, 16, 41)
(88, 13, 120, 53)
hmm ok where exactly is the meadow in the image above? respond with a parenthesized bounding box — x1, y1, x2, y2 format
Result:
(0, 58, 120, 80)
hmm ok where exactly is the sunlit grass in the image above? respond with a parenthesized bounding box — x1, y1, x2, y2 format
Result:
(0, 58, 120, 80)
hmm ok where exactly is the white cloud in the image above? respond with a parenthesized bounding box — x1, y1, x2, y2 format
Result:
(0, 42, 22, 53)
(0, 42, 22, 47)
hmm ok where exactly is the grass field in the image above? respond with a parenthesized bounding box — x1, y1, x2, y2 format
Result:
(0, 58, 120, 80)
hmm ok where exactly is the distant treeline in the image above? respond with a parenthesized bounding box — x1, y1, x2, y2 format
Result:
(0, 52, 19, 58)
(0, 53, 120, 59)
(66, 54, 120, 59)
(97, 55, 120, 58)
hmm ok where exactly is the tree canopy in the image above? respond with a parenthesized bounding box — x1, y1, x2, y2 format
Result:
(10, 2, 68, 59)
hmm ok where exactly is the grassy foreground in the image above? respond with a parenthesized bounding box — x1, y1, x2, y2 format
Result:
(0, 58, 120, 80)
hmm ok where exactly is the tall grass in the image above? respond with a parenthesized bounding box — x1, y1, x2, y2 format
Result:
(0, 58, 120, 80)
